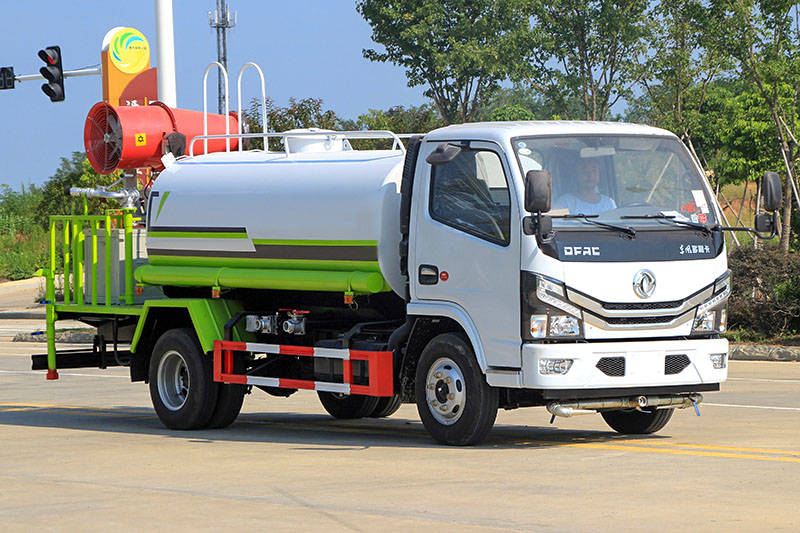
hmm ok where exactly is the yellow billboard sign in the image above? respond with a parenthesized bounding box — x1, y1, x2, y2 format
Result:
(101, 27, 156, 106)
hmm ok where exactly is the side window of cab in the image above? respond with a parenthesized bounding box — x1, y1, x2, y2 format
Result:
(429, 148, 511, 245)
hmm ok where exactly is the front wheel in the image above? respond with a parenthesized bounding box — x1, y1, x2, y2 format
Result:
(415, 333, 498, 446)
(149, 328, 218, 430)
(601, 407, 674, 434)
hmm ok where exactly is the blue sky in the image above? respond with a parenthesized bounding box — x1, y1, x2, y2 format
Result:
(0, 1, 428, 189)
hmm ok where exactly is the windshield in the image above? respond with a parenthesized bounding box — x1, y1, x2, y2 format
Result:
(513, 135, 717, 227)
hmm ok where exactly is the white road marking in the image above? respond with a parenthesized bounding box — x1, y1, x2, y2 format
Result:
(728, 377, 800, 384)
(704, 402, 800, 412)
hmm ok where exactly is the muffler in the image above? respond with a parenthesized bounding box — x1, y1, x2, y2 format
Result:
(546, 393, 703, 418)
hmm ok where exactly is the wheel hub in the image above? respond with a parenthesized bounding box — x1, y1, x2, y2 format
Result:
(425, 357, 465, 425)
(157, 349, 190, 411)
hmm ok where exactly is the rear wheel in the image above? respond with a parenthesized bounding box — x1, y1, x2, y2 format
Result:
(415, 333, 498, 446)
(317, 392, 380, 419)
(149, 328, 218, 430)
(368, 394, 403, 418)
(205, 356, 246, 429)
(601, 407, 674, 434)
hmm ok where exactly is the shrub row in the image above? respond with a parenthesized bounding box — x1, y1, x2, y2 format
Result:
(727, 247, 800, 339)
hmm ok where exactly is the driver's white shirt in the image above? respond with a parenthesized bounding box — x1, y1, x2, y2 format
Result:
(553, 193, 616, 216)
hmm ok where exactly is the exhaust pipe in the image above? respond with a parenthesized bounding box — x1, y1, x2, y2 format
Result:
(546, 393, 703, 418)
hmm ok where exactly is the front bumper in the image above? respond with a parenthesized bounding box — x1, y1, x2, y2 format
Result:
(520, 337, 728, 391)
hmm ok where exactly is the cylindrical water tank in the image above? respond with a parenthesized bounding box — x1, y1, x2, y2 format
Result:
(141, 148, 406, 296)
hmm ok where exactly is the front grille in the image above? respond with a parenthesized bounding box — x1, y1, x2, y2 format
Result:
(602, 300, 683, 311)
(665, 354, 691, 375)
(596, 357, 625, 376)
(602, 315, 680, 326)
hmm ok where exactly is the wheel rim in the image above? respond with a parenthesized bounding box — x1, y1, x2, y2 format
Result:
(425, 357, 466, 425)
(157, 349, 190, 411)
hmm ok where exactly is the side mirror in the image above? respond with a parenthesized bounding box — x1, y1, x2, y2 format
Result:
(525, 170, 552, 213)
(762, 171, 783, 212)
(754, 213, 775, 233)
(426, 143, 462, 166)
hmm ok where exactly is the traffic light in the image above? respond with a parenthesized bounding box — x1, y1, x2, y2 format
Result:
(0, 67, 14, 90)
(38, 46, 64, 102)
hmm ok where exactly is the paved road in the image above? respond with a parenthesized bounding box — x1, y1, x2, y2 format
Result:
(0, 337, 798, 531)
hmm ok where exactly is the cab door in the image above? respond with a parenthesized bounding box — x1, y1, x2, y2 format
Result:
(410, 140, 522, 368)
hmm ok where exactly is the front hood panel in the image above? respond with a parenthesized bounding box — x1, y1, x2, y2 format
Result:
(539, 228, 723, 263)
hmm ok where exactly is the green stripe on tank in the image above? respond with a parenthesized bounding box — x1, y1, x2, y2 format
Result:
(147, 254, 382, 273)
(155, 191, 171, 223)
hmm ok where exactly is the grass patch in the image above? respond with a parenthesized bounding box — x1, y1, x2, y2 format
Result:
(0, 224, 49, 281)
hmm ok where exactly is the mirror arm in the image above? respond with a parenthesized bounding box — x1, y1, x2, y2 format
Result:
(719, 211, 778, 240)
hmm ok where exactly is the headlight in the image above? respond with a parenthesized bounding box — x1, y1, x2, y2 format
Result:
(549, 315, 581, 337)
(693, 311, 716, 331)
(693, 272, 730, 334)
(536, 277, 582, 317)
(522, 273, 584, 340)
(530, 315, 548, 338)
(696, 272, 731, 316)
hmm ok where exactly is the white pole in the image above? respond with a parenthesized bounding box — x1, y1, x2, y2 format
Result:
(155, 0, 177, 107)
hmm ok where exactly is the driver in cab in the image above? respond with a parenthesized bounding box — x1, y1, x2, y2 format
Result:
(552, 158, 616, 215)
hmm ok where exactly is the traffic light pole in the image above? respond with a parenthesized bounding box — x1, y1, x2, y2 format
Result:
(14, 65, 101, 83)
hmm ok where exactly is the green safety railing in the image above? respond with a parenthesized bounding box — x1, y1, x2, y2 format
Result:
(35, 208, 141, 380)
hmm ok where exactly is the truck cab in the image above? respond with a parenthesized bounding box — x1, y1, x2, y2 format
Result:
(404, 122, 738, 441)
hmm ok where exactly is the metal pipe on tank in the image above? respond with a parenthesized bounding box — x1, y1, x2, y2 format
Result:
(155, 0, 177, 107)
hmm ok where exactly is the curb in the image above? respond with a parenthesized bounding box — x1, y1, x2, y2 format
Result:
(13, 330, 95, 343)
(729, 344, 800, 362)
(0, 311, 46, 319)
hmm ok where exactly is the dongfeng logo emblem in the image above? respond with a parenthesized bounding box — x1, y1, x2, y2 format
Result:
(633, 270, 656, 299)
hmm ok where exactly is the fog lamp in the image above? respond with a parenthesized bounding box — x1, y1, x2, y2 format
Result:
(710, 353, 727, 369)
(539, 358, 574, 375)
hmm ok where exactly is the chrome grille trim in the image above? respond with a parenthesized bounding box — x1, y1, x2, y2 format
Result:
(567, 285, 713, 319)
(582, 308, 696, 330)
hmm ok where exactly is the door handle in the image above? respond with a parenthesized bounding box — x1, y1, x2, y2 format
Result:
(418, 264, 439, 285)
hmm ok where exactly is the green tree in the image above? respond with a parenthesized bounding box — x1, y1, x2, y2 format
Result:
(519, 0, 653, 121)
(357, 0, 532, 124)
(477, 84, 586, 121)
(245, 97, 344, 151)
(350, 103, 444, 134)
(34, 153, 122, 227)
(637, 0, 729, 158)
(706, 0, 800, 252)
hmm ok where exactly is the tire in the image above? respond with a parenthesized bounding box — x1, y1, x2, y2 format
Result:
(415, 333, 498, 446)
(204, 355, 246, 429)
(148, 328, 218, 430)
(368, 394, 403, 418)
(317, 392, 380, 419)
(601, 407, 675, 434)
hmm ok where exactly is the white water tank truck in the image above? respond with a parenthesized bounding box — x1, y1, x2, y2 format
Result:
(35, 119, 782, 445)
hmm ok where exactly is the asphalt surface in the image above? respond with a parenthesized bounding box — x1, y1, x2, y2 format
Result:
(0, 336, 798, 531)
(1, 279, 799, 530)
